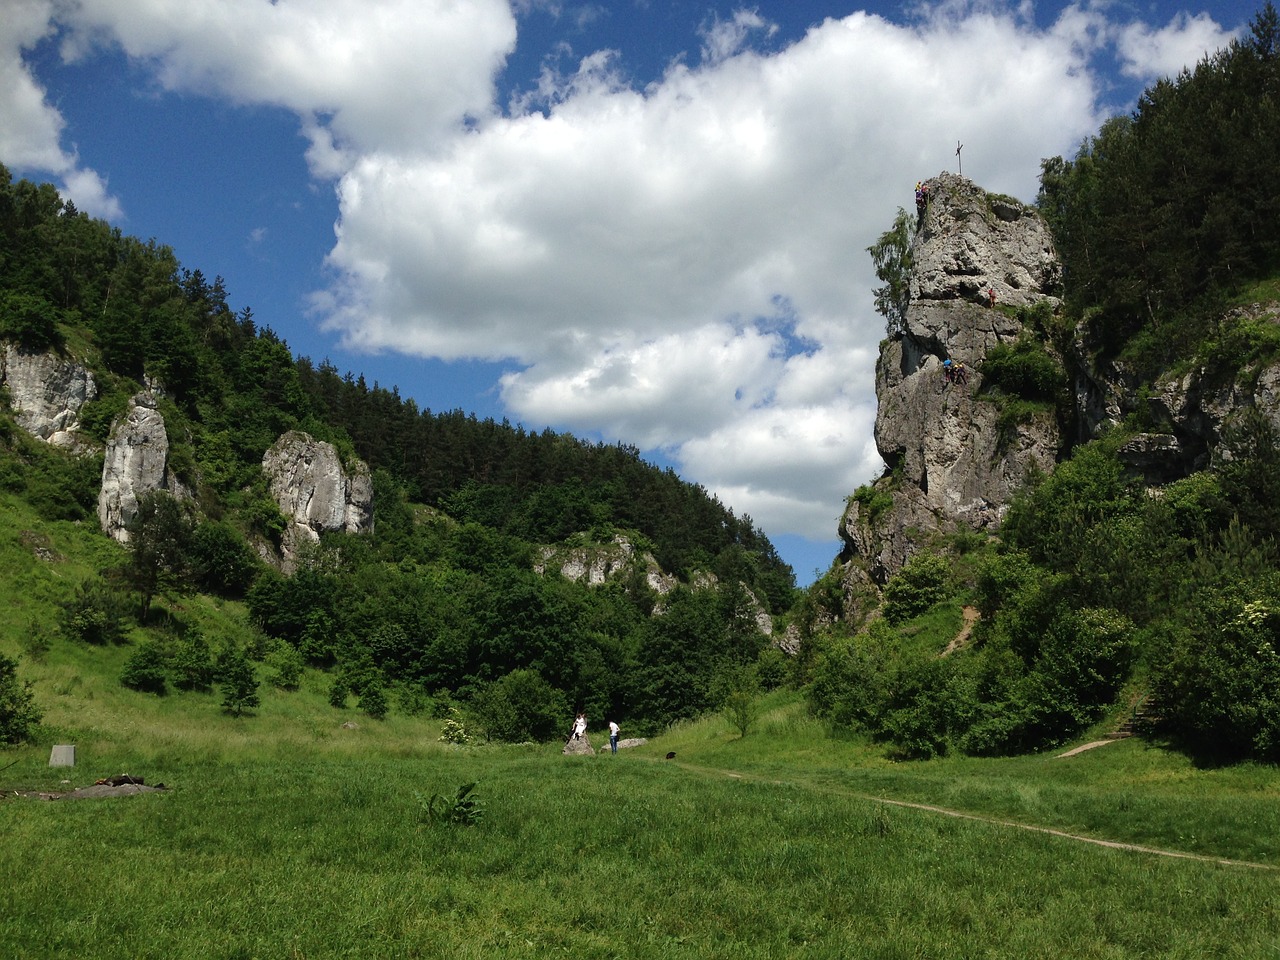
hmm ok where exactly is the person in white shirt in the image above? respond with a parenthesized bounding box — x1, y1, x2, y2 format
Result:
(608, 720, 620, 753)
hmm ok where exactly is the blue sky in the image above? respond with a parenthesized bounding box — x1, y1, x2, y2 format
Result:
(0, 0, 1257, 584)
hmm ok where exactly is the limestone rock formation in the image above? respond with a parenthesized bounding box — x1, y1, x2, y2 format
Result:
(839, 174, 1063, 587)
(535, 534, 677, 593)
(98, 392, 184, 542)
(262, 431, 374, 571)
(1071, 301, 1280, 482)
(0, 343, 97, 451)
(536, 534, 774, 636)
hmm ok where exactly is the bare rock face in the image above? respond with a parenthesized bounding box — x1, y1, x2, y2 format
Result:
(910, 172, 1060, 312)
(839, 174, 1063, 587)
(262, 431, 373, 571)
(98, 393, 184, 542)
(0, 343, 97, 451)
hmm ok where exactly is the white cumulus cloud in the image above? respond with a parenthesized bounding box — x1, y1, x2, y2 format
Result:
(0, 0, 121, 217)
(1117, 11, 1238, 79)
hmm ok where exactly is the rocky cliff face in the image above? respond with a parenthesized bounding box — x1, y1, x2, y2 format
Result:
(0, 343, 97, 452)
(98, 392, 186, 542)
(838, 173, 1063, 588)
(262, 431, 374, 572)
(1078, 301, 1280, 481)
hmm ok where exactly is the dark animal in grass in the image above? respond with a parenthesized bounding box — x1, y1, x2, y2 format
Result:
(665, 752, 676, 760)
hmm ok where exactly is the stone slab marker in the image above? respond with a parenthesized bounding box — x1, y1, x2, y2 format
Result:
(49, 744, 76, 767)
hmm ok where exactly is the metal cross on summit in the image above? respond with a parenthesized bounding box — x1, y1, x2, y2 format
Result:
(955, 140, 963, 177)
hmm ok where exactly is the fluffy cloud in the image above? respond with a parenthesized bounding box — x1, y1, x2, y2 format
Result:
(0, 0, 120, 218)
(315, 5, 1106, 535)
(1117, 12, 1238, 79)
(0, 0, 1245, 542)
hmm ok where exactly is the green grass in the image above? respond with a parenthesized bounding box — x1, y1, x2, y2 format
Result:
(3, 498, 1280, 958)
(3, 690, 1279, 959)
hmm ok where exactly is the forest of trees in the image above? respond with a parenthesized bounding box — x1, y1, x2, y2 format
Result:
(804, 4, 1280, 765)
(1036, 2, 1280, 368)
(0, 159, 794, 740)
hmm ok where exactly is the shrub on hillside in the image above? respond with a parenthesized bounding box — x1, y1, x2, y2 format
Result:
(264, 641, 304, 691)
(0, 654, 42, 744)
(216, 645, 260, 716)
(1152, 576, 1280, 761)
(359, 683, 389, 720)
(882, 552, 951, 625)
(190, 520, 261, 597)
(59, 578, 132, 645)
(471, 669, 568, 743)
(120, 640, 168, 695)
(0, 290, 65, 350)
(980, 340, 1064, 401)
(171, 631, 215, 692)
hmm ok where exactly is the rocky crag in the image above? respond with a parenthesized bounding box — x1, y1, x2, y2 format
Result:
(537, 534, 775, 638)
(835, 172, 1280, 618)
(262, 431, 374, 573)
(0, 343, 97, 453)
(838, 173, 1062, 592)
(98, 391, 188, 543)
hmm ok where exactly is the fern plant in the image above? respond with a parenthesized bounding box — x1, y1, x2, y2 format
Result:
(417, 782, 484, 826)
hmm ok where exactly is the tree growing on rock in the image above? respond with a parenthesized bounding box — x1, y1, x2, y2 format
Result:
(867, 207, 915, 336)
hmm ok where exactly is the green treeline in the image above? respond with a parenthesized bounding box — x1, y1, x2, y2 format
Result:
(0, 161, 793, 740)
(806, 3, 1280, 765)
(1037, 3, 1280, 366)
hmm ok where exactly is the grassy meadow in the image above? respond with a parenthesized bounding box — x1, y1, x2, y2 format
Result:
(3, 497, 1280, 958)
(5, 676, 1280, 959)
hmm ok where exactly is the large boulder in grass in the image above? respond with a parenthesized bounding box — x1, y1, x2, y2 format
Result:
(562, 735, 595, 756)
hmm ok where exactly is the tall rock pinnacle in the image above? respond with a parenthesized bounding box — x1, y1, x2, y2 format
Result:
(839, 173, 1063, 590)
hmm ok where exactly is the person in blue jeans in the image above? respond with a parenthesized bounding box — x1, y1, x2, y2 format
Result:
(609, 720, 620, 753)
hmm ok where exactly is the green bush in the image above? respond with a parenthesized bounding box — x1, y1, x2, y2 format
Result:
(359, 683, 389, 720)
(120, 641, 168, 695)
(0, 291, 65, 350)
(806, 625, 893, 731)
(980, 340, 1065, 401)
(216, 645, 260, 716)
(171, 631, 215, 692)
(265, 641, 304, 691)
(882, 552, 951, 625)
(59, 578, 132, 645)
(1153, 577, 1280, 761)
(0, 653, 42, 744)
(471, 669, 568, 743)
(191, 521, 261, 597)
